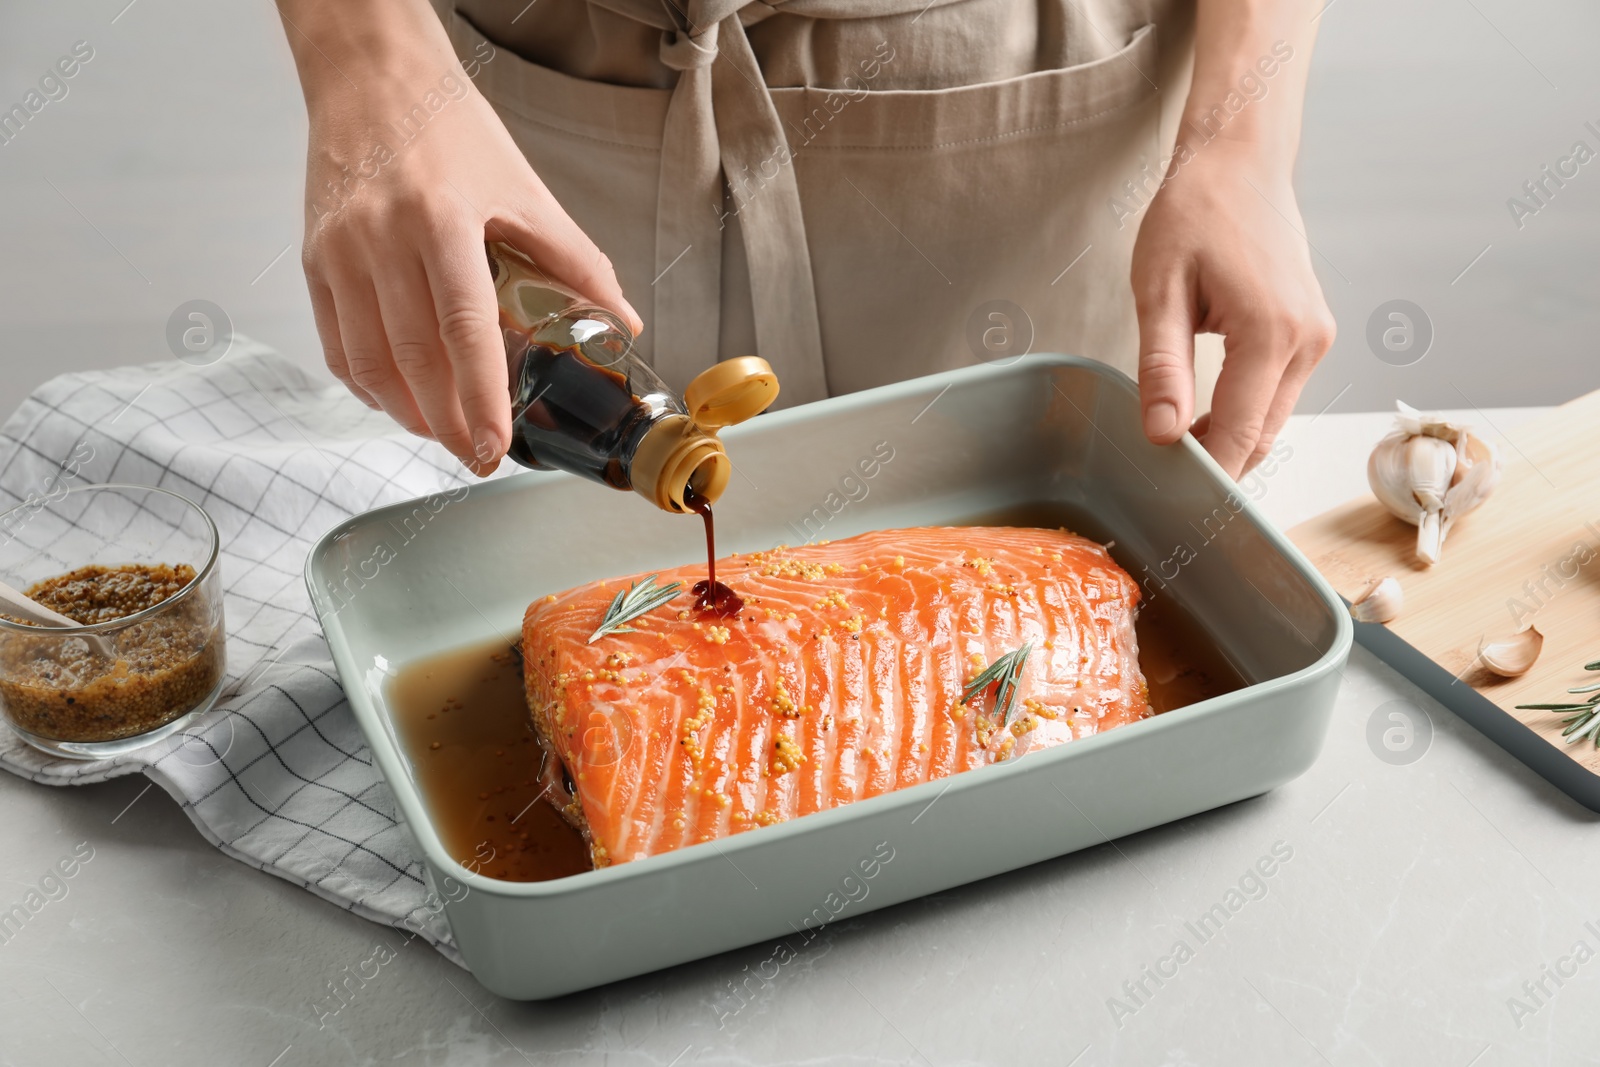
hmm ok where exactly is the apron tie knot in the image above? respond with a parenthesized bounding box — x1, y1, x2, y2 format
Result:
(652, 5, 829, 404)
(660, 24, 721, 71)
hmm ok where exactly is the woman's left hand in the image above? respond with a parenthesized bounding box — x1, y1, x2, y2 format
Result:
(1131, 139, 1336, 479)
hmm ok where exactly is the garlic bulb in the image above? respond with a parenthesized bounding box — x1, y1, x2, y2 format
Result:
(1367, 402, 1502, 565)
(1349, 576, 1403, 623)
(1478, 625, 1543, 678)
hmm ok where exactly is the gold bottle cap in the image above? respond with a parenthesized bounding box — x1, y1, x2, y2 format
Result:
(630, 415, 731, 511)
(683, 357, 780, 431)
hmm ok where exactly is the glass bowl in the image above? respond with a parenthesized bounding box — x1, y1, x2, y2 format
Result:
(0, 484, 225, 759)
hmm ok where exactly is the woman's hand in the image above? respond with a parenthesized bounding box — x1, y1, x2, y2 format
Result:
(277, 0, 641, 474)
(1131, 0, 1334, 479)
(1132, 141, 1335, 478)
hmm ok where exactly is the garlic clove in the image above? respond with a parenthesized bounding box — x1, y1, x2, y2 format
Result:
(1478, 625, 1543, 678)
(1405, 433, 1456, 511)
(1349, 577, 1403, 624)
(1367, 432, 1425, 524)
(1443, 430, 1502, 516)
(1405, 434, 1457, 565)
(1430, 431, 1501, 563)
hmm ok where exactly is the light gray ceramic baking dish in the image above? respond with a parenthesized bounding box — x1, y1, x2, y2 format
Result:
(306, 354, 1351, 999)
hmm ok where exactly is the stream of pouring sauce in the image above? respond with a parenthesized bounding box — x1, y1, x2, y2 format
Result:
(682, 484, 743, 618)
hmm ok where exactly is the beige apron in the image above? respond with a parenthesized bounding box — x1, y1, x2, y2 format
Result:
(439, 0, 1203, 408)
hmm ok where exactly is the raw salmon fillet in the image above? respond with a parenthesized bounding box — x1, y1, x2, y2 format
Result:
(521, 526, 1149, 866)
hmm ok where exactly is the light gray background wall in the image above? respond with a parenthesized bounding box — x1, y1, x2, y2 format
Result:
(0, 0, 1593, 419)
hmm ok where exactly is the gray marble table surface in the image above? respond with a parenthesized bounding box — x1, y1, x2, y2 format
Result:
(5, 406, 1592, 1067)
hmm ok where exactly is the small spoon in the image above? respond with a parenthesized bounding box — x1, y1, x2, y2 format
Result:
(0, 579, 116, 658)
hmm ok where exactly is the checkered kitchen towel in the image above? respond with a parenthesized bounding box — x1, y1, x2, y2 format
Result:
(0, 340, 508, 963)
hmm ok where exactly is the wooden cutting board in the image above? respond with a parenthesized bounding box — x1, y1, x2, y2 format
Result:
(1289, 389, 1600, 809)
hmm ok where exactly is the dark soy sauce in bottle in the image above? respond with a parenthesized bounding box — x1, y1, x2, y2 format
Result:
(504, 330, 660, 491)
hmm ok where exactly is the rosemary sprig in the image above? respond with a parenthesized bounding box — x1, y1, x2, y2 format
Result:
(587, 574, 683, 644)
(1516, 660, 1600, 748)
(962, 642, 1033, 725)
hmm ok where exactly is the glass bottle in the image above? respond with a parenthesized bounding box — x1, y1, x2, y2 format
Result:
(488, 243, 779, 513)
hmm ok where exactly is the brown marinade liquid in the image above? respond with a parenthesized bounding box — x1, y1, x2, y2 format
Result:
(505, 334, 654, 490)
(682, 484, 743, 618)
(1125, 592, 1245, 714)
(388, 640, 588, 882)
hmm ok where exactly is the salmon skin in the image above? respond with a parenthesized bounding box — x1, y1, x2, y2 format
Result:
(521, 526, 1149, 867)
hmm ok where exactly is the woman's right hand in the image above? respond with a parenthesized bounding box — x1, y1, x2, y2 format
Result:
(276, 0, 642, 474)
